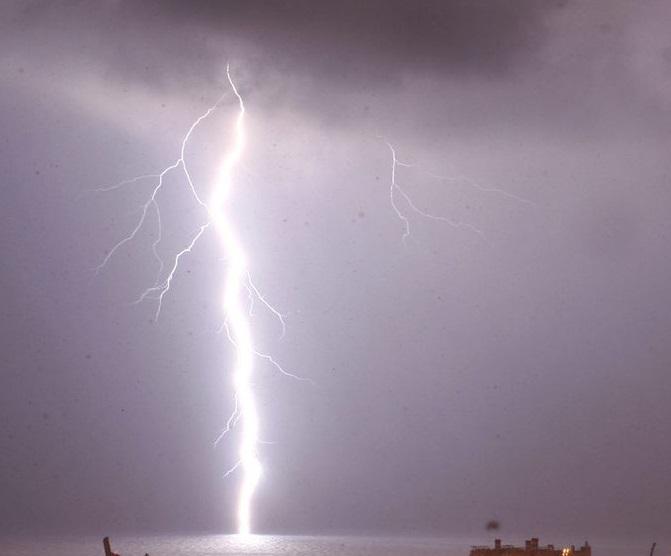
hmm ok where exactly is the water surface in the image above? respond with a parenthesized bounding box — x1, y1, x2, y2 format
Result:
(0, 535, 647, 556)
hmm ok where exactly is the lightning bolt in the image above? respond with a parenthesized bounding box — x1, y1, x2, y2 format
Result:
(208, 68, 262, 535)
(93, 64, 533, 538)
(383, 139, 486, 241)
(94, 65, 287, 535)
(381, 138, 534, 242)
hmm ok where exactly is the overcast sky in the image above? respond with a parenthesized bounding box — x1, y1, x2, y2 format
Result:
(1, 0, 671, 542)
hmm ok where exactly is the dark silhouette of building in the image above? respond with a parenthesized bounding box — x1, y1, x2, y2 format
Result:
(470, 538, 591, 556)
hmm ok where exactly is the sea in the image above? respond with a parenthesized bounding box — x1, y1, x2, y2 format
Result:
(0, 535, 650, 556)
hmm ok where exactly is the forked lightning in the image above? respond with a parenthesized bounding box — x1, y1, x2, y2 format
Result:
(95, 66, 532, 536)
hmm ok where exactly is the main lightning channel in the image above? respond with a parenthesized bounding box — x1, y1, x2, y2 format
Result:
(94, 65, 270, 536)
(207, 67, 261, 535)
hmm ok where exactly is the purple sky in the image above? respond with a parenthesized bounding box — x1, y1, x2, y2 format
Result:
(1, 0, 670, 541)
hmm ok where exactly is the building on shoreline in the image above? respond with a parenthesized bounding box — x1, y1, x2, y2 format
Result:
(470, 538, 591, 556)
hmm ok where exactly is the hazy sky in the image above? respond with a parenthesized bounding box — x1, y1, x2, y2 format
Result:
(1, 0, 671, 542)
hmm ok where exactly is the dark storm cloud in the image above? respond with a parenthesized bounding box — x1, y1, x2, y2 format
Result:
(4, 0, 560, 92)
(6, 0, 668, 143)
(5, 0, 667, 141)
(127, 0, 556, 80)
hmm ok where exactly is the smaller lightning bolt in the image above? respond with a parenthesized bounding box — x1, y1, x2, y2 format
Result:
(383, 139, 484, 242)
(381, 138, 534, 241)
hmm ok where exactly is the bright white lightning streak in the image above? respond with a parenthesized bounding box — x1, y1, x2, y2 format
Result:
(94, 65, 288, 536)
(206, 68, 262, 536)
